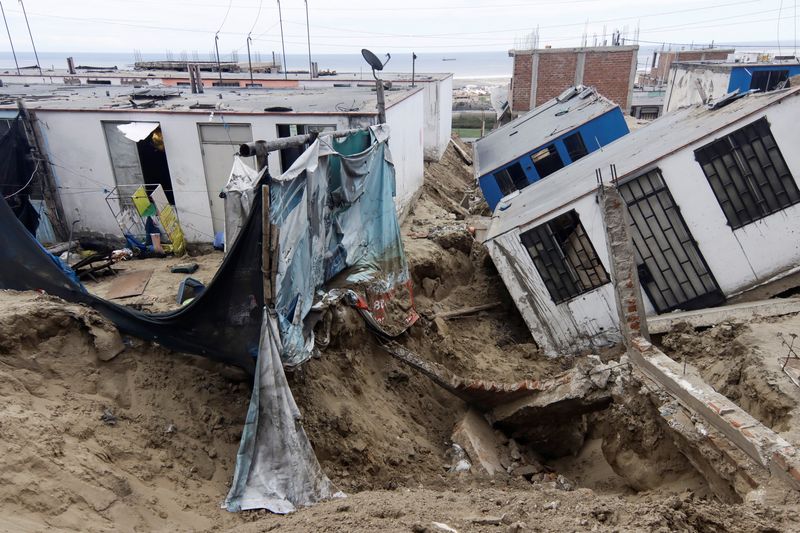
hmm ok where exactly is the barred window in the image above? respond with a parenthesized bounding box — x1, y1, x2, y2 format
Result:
(521, 210, 610, 304)
(694, 117, 800, 229)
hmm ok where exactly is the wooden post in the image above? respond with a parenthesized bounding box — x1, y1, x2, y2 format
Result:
(376, 79, 386, 124)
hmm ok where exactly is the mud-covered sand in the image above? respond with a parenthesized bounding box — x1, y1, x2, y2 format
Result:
(3, 138, 800, 531)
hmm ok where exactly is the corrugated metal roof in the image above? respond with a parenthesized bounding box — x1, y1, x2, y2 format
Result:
(484, 86, 800, 242)
(473, 87, 619, 177)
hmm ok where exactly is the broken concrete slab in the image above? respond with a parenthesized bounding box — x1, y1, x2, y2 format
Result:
(628, 336, 800, 491)
(451, 409, 504, 477)
(647, 298, 800, 335)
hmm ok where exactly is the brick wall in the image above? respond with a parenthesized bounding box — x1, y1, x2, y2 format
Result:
(510, 46, 638, 112)
(534, 52, 578, 107)
(582, 49, 636, 109)
(511, 54, 532, 112)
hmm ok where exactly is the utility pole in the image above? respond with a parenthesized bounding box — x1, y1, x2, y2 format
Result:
(0, 1, 19, 74)
(18, 0, 41, 77)
(411, 52, 417, 87)
(214, 32, 222, 83)
(247, 33, 254, 86)
(304, 0, 312, 78)
(277, 0, 287, 80)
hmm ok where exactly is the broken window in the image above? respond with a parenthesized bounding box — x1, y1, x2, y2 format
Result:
(530, 144, 565, 179)
(494, 162, 529, 196)
(749, 70, 789, 92)
(694, 117, 800, 229)
(563, 132, 589, 162)
(520, 210, 610, 304)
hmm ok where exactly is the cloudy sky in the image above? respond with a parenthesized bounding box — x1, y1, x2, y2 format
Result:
(0, 0, 797, 54)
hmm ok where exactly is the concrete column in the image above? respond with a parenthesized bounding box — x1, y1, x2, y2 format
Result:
(575, 51, 586, 86)
(529, 52, 539, 110)
(598, 184, 650, 347)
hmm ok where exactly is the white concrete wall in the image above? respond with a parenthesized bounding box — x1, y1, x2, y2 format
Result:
(385, 88, 425, 216)
(486, 101, 800, 354)
(421, 75, 453, 161)
(664, 66, 730, 112)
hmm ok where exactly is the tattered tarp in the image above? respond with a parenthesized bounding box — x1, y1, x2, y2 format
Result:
(0, 186, 266, 375)
(223, 155, 266, 252)
(272, 125, 417, 366)
(224, 311, 341, 513)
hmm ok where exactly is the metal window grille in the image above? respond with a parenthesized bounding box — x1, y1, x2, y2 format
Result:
(520, 210, 610, 304)
(563, 132, 589, 162)
(694, 117, 800, 229)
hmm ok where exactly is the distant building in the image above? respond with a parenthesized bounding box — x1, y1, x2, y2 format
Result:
(646, 47, 735, 85)
(664, 59, 800, 112)
(473, 86, 629, 211)
(0, 82, 444, 243)
(629, 88, 665, 120)
(509, 45, 639, 113)
(482, 88, 800, 355)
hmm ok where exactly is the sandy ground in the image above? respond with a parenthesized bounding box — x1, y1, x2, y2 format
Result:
(3, 138, 800, 531)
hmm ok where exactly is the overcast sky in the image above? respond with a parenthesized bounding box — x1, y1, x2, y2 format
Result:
(0, 0, 797, 54)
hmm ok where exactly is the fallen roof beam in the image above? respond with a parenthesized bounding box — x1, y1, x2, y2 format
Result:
(647, 298, 800, 335)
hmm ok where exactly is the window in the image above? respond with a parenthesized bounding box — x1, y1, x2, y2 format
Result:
(212, 81, 241, 87)
(750, 70, 789, 93)
(494, 162, 529, 196)
(694, 117, 800, 229)
(520, 210, 609, 303)
(563, 132, 589, 162)
(530, 144, 564, 179)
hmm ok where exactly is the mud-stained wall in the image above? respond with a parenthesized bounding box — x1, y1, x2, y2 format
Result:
(663, 66, 731, 112)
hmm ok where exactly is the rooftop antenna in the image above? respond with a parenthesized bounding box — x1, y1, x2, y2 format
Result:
(277, 0, 287, 80)
(18, 0, 41, 77)
(0, 1, 20, 75)
(304, 0, 313, 78)
(361, 48, 390, 124)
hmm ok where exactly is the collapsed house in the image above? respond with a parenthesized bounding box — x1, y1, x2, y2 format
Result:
(473, 86, 629, 211)
(0, 79, 451, 244)
(482, 86, 800, 355)
(664, 58, 800, 112)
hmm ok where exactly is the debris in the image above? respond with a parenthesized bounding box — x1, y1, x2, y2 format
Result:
(448, 138, 473, 166)
(543, 501, 560, 511)
(448, 444, 472, 473)
(452, 409, 503, 476)
(431, 522, 459, 533)
(176, 276, 205, 305)
(104, 269, 154, 300)
(434, 302, 503, 320)
(469, 515, 504, 525)
(171, 262, 199, 274)
(100, 408, 117, 426)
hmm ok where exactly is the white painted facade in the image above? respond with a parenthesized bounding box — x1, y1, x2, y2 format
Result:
(664, 64, 731, 112)
(483, 89, 800, 355)
(32, 89, 425, 243)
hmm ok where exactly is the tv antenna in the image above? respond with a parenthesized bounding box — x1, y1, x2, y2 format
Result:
(361, 48, 391, 123)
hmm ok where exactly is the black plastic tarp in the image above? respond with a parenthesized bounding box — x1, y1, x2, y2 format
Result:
(0, 117, 39, 234)
(0, 189, 264, 374)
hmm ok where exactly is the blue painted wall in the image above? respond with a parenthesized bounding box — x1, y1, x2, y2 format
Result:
(479, 107, 630, 211)
(727, 65, 800, 93)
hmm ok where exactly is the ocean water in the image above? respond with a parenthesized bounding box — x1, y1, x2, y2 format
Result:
(0, 50, 515, 79)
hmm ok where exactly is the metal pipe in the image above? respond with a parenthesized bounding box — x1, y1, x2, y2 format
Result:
(18, 0, 41, 77)
(277, 0, 287, 80)
(214, 32, 222, 83)
(239, 126, 370, 156)
(0, 1, 20, 75)
(304, 0, 312, 78)
(247, 33, 254, 86)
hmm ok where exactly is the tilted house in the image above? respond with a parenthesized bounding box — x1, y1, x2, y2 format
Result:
(482, 87, 800, 355)
(474, 86, 630, 212)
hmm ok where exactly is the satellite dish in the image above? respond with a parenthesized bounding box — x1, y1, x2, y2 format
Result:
(361, 48, 384, 71)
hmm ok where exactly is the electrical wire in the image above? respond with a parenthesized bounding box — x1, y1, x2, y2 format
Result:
(4, 159, 39, 199)
(216, 0, 234, 34)
(248, 0, 263, 35)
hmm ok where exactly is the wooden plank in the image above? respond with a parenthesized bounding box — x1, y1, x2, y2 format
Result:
(104, 269, 153, 300)
(435, 301, 503, 320)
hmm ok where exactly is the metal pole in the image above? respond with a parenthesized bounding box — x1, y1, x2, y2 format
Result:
(0, 2, 19, 74)
(247, 33, 254, 86)
(214, 32, 222, 83)
(411, 52, 417, 87)
(304, 0, 312, 78)
(376, 80, 386, 124)
(18, 0, 40, 76)
(277, 0, 287, 80)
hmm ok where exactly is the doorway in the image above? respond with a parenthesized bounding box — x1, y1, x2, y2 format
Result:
(618, 168, 724, 313)
(103, 121, 174, 204)
(198, 123, 255, 234)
